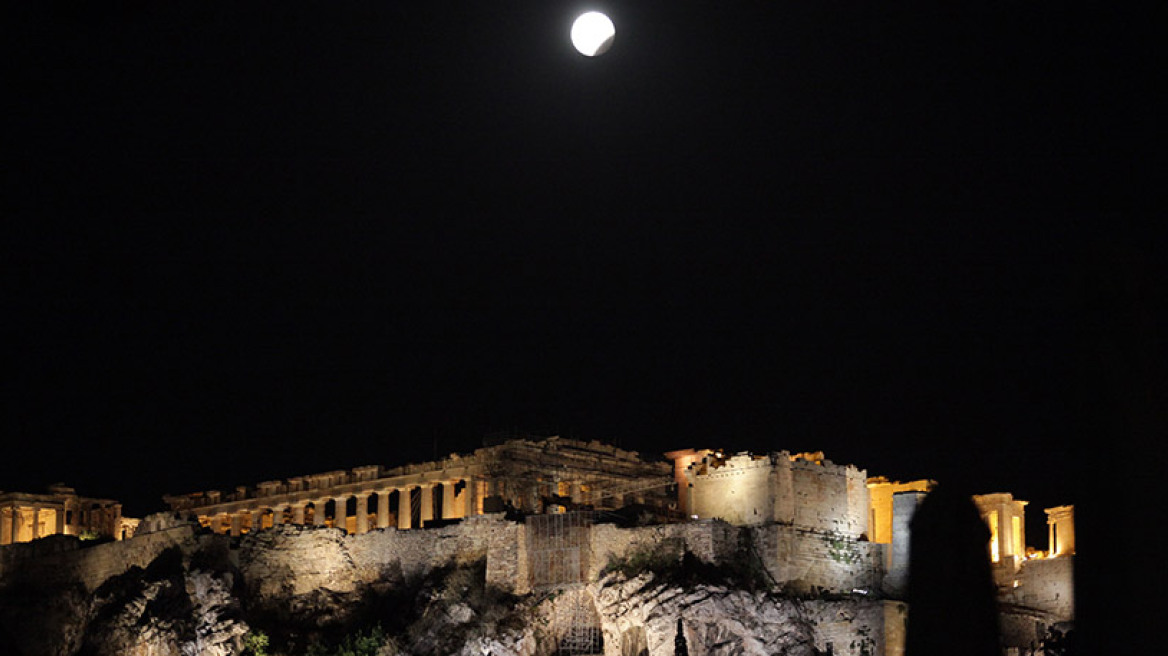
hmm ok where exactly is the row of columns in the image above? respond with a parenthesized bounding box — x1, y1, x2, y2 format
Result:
(1, 506, 54, 545)
(0, 504, 111, 545)
(205, 480, 476, 537)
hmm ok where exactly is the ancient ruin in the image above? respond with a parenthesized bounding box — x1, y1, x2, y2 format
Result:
(0, 484, 131, 545)
(0, 436, 1076, 656)
(160, 438, 673, 537)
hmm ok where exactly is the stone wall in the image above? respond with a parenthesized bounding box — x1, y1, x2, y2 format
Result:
(684, 451, 870, 539)
(801, 599, 887, 656)
(999, 606, 1057, 654)
(753, 524, 884, 595)
(239, 513, 530, 597)
(687, 454, 775, 526)
(587, 519, 740, 581)
(788, 458, 869, 538)
(585, 519, 884, 597)
(0, 524, 198, 593)
(1007, 555, 1075, 621)
(1, 510, 886, 603)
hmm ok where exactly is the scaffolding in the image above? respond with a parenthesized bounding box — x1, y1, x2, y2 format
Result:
(526, 512, 602, 655)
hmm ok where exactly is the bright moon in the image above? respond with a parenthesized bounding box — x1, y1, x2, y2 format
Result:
(571, 12, 615, 57)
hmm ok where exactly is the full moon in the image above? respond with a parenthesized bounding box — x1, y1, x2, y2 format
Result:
(571, 12, 615, 57)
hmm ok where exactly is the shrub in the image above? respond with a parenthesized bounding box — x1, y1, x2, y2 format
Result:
(242, 631, 270, 656)
(306, 625, 388, 656)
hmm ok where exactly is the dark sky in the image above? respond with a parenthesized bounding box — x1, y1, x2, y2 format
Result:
(2, 0, 1156, 554)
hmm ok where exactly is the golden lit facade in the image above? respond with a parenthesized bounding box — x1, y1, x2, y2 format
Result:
(0, 485, 125, 545)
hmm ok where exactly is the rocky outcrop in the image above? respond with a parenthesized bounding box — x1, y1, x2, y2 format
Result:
(0, 520, 891, 656)
(595, 574, 819, 656)
(81, 562, 246, 656)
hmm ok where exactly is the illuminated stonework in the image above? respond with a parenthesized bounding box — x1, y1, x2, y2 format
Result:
(2, 437, 1076, 656)
(1045, 505, 1075, 557)
(162, 437, 673, 537)
(973, 492, 1029, 583)
(867, 478, 935, 598)
(0, 484, 126, 545)
(672, 449, 869, 536)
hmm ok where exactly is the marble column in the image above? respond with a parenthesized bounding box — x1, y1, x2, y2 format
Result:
(314, 500, 328, 527)
(55, 507, 66, 534)
(397, 489, 412, 530)
(1, 508, 12, 545)
(420, 484, 434, 526)
(111, 504, 122, 540)
(334, 496, 348, 531)
(442, 483, 460, 520)
(30, 507, 41, 540)
(355, 493, 369, 534)
(292, 504, 305, 525)
(469, 479, 480, 514)
(250, 509, 264, 534)
(230, 513, 243, 537)
(376, 490, 390, 529)
(13, 508, 24, 543)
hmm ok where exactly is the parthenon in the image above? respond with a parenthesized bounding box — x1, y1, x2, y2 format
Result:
(161, 436, 674, 537)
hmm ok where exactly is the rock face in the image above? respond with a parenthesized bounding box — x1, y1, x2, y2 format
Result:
(82, 564, 246, 656)
(0, 520, 892, 656)
(594, 574, 818, 656)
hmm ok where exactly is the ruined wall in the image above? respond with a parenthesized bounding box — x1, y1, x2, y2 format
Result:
(788, 458, 869, 539)
(999, 606, 1058, 655)
(801, 599, 886, 656)
(753, 524, 884, 595)
(587, 519, 884, 597)
(1008, 556, 1075, 622)
(1, 503, 886, 612)
(684, 451, 870, 539)
(588, 519, 739, 581)
(0, 524, 198, 592)
(2, 511, 902, 656)
(686, 454, 774, 526)
(238, 513, 530, 599)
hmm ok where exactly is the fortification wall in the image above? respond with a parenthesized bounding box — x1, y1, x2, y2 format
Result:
(2, 507, 887, 601)
(684, 452, 869, 538)
(753, 524, 884, 595)
(789, 459, 869, 538)
(238, 513, 530, 599)
(0, 524, 198, 592)
(801, 598, 887, 656)
(588, 519, 740, 580)
(588, 519, 884, 596)
(687, 454, 774, 525)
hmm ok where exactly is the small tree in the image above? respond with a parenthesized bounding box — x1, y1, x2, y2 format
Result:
(674, 618, 689, 656)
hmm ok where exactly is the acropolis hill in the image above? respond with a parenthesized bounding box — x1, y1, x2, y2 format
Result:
(0, 436, 1075, 656)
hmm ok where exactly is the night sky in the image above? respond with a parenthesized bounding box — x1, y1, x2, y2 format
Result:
(2, 0, 1156, 568)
